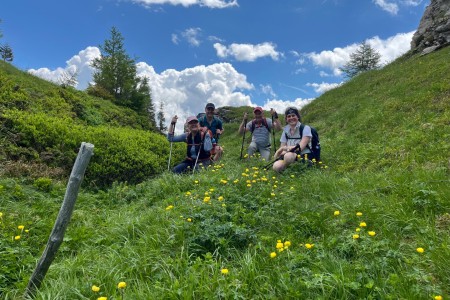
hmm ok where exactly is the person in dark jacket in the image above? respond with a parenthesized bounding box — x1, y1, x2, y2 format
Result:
(167, 115, 213, 174)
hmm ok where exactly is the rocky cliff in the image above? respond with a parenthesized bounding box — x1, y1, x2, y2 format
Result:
(411, 0, 450, 54)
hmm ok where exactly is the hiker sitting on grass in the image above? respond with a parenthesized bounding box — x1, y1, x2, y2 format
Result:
(198, 102, 224, 162)
(273, 107, 312, 173)
(238, 106, 282, 161)
(167, 115, 213, 174)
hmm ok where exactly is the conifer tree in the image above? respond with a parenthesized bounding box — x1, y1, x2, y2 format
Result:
(157, 101, 167, 132)
(90, 27, 139, 108)
(0, 44, 13, 62)
(340, 41, 381, 78)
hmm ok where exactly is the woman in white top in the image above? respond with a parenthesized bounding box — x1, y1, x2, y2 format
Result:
(273, 107, 312, 173)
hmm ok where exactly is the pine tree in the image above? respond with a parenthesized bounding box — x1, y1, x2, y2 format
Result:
(340, 41, 381, 78)
(157, 101, 167, 132)
(0, 44, 13, 62)
(90, 27, 138, 107)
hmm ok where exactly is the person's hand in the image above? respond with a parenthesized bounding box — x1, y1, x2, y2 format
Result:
(243, 112, 248, 123)
(171, 116, 178, 124)
(270, 108, 278, 119)
(216, 129, 222, 135)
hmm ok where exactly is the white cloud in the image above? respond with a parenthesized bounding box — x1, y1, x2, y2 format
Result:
(373, 0, 399, 15)
(214, 42, 281, 62)
(171, 33, 179, 45)
(28, 46, 100, 90)
(260, 84, 277, 98)
(181, 27, 202, 47)
(306, 31, 415, 75)
(136, 62, 254, 131)
(131, 0, 238, 8)
(306, 82, 342, 94)
(401, 0, 423, 6)
(262, 98, 314, 115)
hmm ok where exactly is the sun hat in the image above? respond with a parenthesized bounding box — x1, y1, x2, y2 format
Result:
(254, 106, 263, 113)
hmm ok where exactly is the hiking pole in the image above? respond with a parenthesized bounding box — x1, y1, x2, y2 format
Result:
(193, 129, 208, 174)
(167, 120, 176, 171)
(239, 117, 248, 159)
(263, 144, 300, 170)
(271, 112, 276, 155)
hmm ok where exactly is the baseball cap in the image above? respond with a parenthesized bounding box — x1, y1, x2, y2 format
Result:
(205, 103, 215, 109)
(253, 106, 263, 113)
(186, 116, 199, 123)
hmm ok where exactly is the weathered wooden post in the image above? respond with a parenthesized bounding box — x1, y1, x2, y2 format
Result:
(25, 142, 94, 298)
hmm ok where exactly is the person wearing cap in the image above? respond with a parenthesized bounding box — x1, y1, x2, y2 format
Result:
(273, 107, 312, 172)
(198, 103, 224, 161)
(238, 107, 282, 161)
(167, 115, 213, 174)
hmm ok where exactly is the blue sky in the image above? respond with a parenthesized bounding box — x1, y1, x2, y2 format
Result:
(2, 0, 428, 126)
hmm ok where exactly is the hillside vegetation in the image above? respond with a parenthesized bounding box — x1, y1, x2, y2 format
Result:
(0, 47, 449, 299)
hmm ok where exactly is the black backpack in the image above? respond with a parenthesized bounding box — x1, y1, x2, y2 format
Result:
(285, 123, 321, 161)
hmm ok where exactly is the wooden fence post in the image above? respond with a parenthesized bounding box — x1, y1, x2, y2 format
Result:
(24, 142, 94, 299)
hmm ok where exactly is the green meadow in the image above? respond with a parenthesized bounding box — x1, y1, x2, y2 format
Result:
(0, 47, 449, 299)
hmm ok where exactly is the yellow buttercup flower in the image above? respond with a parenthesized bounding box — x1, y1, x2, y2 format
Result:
(247, 184, 252, 187)
(165, 205, 174, 210)
(434, 296, 443, 300)
(355, 228, 361, 232)
(209, 188, 214, 192)
(270, 252, 277, 258)
(352, 234, 360, 239)
(0, 212, 3, 218)
(416, 247, 424, 253)
(221, 268, 229, 275)
(359, 222, 367, 227)
(187, 218, 192, 222)
(284, 241, 291, 247)
(185, 191, 191, 196)
(276, 242, 284, 249)
(334, 210, 340, 216)
(14, 235, 21, 241)
(92, 285, 100, 292)
(305, 243, 314, 249)
(18, 225, 25, 230)
(194, 180, 199, 184)
(118, 281, 127, 289)
(97, 297, 108, 300)
(368, 231, 376, 236)
(271, 193, 276, 197)
(218, 196, 224, 201)
(203, 196, 211, 203)
(356, 212, 363, 216)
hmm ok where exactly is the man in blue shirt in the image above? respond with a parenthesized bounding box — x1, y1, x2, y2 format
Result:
(199, 103, 224, 161)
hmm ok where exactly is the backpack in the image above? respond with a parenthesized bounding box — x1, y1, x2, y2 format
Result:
(285, 123, 321, 161)
(250, 118, 270, 133)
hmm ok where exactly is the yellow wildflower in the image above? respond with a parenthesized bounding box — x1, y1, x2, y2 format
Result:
(14, 235, 21, 241)
(368, 231, 376, 236)
(290, 175, 295, 178)
(284, 241, 291, 247)
(187, 218, 192, 222)
(290, 186, 294, 190)
(97, 297, 108, 300)
(352, 234, 360, 239)
(203, 196, 211, 203)
(247, 184, 251, 187)
(270, 252, 277, 258)
(356, 212, 363, 216)
(185, 191, 191, 196)
(305, 243, 314, 249)
(117, 282, 127, 289)
(194, 180, 199, 184)
(434, 296, 443, 300)
(218, 196, 224, 201)
(416, 247, 424, 253)
(92, 285, 100, 292)
(359, 222, 367, 227)
(0, 212, 3, 218)
(276, 242, 284, 249)
(356, 228, 361, 232)
(271, 193, 276, 197)
(334, 210, 340, 216)
(221, 268, 229, 275)
(209, 188, 215, 192)
(18, 225, 25, 230)
(165, 205, 174, 210)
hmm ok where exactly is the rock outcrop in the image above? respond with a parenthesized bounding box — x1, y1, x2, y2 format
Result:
(411, 0, 450, 54)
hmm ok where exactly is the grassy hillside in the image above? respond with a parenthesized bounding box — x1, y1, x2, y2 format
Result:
(1, 48, 449, 299)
